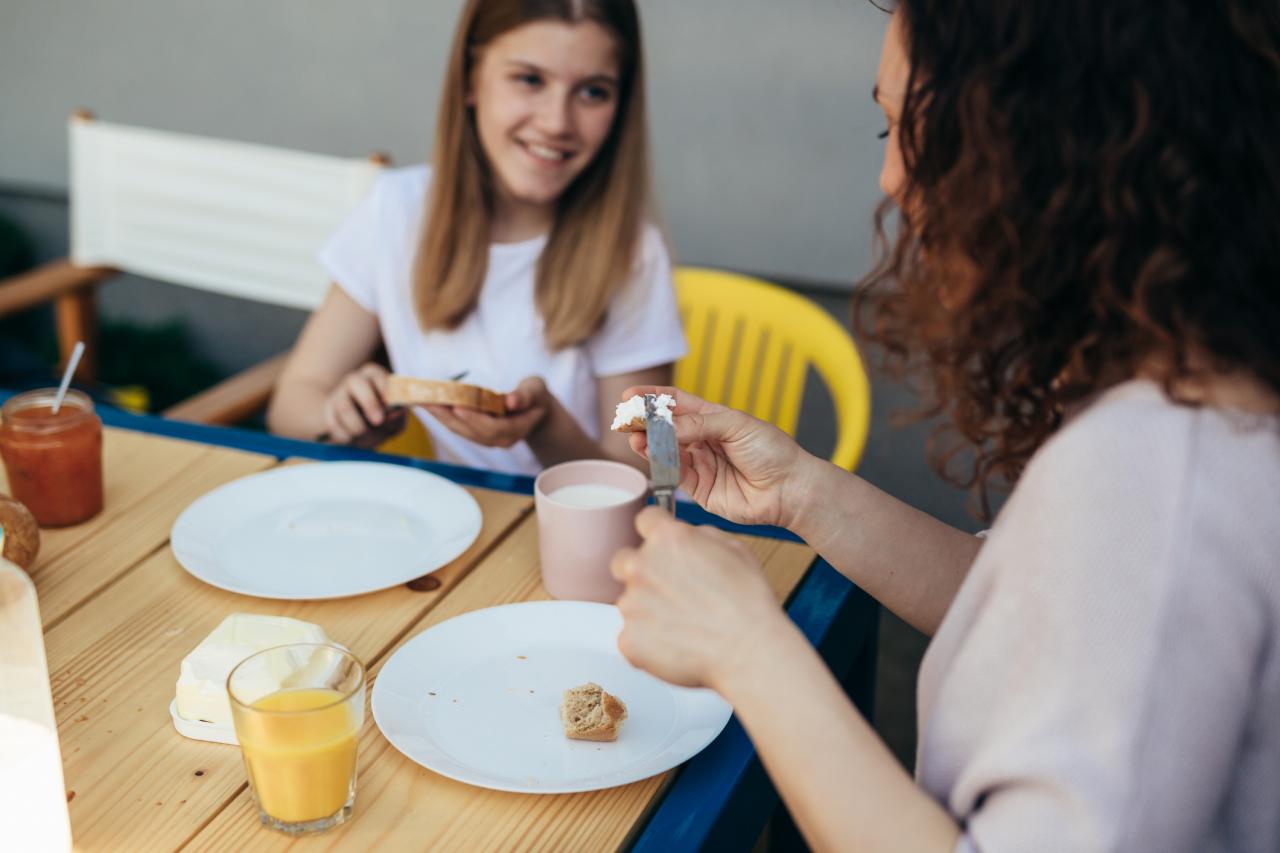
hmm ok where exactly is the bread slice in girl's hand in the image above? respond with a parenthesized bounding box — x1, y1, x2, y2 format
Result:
(560, 682, 628, 742)
(611, 393, 675, 432)
(384, 374, 507, 416)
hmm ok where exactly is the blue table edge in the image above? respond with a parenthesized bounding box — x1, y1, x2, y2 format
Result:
(7, 395, 878, 852)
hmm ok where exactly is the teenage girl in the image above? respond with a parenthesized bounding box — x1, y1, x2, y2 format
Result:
(268, 0, 684, 475)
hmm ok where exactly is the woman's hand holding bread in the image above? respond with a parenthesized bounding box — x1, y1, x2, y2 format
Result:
(610, 507, 786, 691)
(321, 362, 407, 447)
(620, 386, 819, 530)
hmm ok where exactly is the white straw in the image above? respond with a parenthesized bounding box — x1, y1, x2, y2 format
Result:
(51, 341, 85, 415)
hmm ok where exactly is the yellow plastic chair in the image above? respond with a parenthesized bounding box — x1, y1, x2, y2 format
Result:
(673, 267, 871, 471)
(377, 414, 435, 459)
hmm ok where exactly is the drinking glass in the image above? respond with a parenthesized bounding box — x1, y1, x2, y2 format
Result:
(227, 643, 365, 835)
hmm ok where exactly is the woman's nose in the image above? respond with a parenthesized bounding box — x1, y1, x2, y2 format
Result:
(879, 158, 904, 201)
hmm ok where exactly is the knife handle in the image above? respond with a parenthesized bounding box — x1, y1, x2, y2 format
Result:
(654, 489, 675, 516)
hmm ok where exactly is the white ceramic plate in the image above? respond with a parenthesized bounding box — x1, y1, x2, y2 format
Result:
(372, 601, 733, 794)
(171, 462, 481, 600)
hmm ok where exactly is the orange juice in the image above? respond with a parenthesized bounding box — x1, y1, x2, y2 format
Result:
(236, 688, 359, 823)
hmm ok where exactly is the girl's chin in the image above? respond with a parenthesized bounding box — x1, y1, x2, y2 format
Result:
(492, 164, 581, 212)
(503, 182, 567, 209)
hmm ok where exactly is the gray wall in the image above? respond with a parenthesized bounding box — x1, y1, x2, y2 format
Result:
(1, 0, 888, 287)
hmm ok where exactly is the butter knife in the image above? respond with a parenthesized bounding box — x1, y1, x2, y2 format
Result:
(644, 394, 679, 515)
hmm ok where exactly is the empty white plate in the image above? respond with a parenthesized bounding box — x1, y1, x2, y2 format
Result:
(171, 461, 482, 599)
(372, 601, 733, 794)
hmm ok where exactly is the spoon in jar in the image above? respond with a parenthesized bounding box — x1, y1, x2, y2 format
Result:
(51, 341, 85, 415)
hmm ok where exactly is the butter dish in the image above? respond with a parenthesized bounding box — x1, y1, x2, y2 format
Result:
(171, 613, 334, 745)
(169, 699, 238, 745)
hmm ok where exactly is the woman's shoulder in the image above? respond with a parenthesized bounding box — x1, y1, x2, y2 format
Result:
(1039, 378, 1279, 479)
(1018, 378, 1280, 573)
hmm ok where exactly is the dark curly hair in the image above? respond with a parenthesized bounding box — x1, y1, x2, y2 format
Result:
(856, 1, 1280, 516)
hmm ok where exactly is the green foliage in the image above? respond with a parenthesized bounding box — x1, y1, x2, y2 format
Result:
(0, 213, 53, 371)
(0, 212, 226, 412)
(96, 319, 224, 412)
(0, 213, 33, 276)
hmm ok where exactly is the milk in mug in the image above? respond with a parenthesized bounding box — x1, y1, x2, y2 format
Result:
(548, 484, 635, 508)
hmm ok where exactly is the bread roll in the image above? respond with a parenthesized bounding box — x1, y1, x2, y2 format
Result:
(0, 496, 40, 571)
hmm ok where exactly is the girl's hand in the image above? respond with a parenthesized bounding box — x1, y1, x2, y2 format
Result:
(611, 507, 787, 690)
(425, 376, 550, 448)
(322, 363, 407, 447)
(622, 386, 813, 530)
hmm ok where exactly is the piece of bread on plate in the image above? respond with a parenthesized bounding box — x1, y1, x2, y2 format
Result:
(560, 682, 628, 742)
(384, 374, 507, 416)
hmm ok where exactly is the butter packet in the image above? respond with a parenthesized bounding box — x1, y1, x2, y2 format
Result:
(170, 613, 332, 744)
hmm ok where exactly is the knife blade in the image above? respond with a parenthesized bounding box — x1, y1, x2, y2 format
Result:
(644, 394, 679, 515)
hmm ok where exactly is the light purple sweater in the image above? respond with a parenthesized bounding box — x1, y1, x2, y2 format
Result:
(917, 380, 1280, 852)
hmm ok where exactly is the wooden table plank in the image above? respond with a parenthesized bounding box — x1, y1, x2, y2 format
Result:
(187, 515, 815, 852)
(0, 428, 277, 628)
(45, 481, 531, 852)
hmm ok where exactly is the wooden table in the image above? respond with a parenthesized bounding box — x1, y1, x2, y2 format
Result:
(4, 402, 876, 852)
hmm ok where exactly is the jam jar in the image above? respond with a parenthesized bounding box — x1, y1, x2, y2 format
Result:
(0, 389, 104, 527)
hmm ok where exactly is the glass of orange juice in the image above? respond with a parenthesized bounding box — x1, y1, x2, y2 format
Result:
(227, 643, 365, 835)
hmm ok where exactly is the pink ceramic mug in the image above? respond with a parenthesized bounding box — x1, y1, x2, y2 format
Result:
(534, 460, 648, 603)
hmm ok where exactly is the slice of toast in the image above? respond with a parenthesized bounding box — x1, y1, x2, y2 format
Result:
(384, 374, 507, 416)
(614, 416, 646, 432)
(560, 682, 628, 742)
(611, 393, 675, 432)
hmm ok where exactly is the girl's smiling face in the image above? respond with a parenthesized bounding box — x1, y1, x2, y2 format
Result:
(469, 20, 621, 235)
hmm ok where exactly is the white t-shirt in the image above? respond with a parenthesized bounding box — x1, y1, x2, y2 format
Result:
(318, 166, 687, 475)
(917, 380, 1280, 852)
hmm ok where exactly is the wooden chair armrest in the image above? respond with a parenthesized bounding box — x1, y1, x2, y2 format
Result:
(0, 259, 118, 317)
(162, 352, 289, 425)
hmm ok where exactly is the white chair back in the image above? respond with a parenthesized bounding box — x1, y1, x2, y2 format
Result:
(70, 118, 382, 311)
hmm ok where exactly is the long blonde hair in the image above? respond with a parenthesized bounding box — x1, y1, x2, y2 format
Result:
(414, 0, 651, 350)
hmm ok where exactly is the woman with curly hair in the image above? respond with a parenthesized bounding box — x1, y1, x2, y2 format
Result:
(610, 2, 1280, 850)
